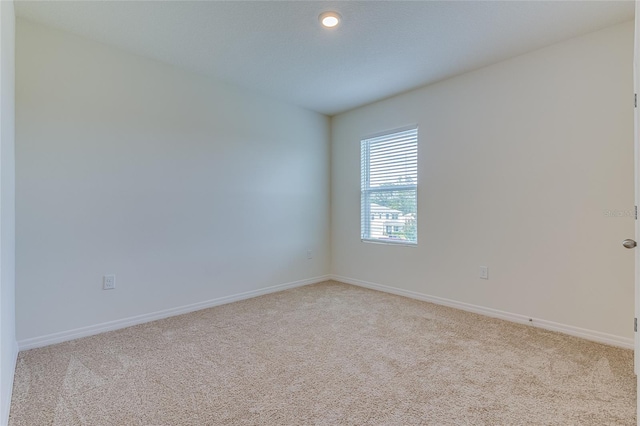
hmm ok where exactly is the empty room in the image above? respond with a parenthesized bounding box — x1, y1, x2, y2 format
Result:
(0, 0, 638, 424)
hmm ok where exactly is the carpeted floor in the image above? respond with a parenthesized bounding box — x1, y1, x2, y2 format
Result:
(9, 281, 636, 425)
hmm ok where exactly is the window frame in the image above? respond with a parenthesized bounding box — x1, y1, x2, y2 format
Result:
(360, 125, 418, 246)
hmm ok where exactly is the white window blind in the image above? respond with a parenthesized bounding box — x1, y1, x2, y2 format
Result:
(361, 127, 418, 244)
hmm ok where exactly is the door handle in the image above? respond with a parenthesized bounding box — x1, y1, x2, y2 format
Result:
(623, 239, 637, 249)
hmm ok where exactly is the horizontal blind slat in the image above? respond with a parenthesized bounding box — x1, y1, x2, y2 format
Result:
(370, 144, 417, 157)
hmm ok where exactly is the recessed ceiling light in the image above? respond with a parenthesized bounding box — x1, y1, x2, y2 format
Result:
(319, 12, 341, 29)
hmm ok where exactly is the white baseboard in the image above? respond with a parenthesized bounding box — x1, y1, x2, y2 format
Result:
(18, 275, 331, 351)
(18, 274, 633, 352)
(330, 275, 634, 350)
(2, 340, 18, 426)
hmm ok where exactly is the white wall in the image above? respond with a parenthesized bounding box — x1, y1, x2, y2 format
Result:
(0, 0, 17, 424)
(13, 14, 635, 352)
(331, 21, 635, 344)
(15, 20, 330, 343)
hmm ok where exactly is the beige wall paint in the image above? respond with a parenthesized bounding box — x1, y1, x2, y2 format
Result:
(331, 21, 635, 341)
(15, 20, 330, 342)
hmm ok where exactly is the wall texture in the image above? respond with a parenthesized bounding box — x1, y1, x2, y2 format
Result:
(15, 20, 330, 344)
(0, 1, 17, 424)
(331, 21, 635, 345)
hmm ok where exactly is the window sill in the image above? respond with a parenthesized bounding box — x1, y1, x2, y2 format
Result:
(361, 238, 417, 247)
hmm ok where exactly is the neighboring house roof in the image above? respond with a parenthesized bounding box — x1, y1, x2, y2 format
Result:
(383, 220, 405, 226)
(370, 203, 402, 214)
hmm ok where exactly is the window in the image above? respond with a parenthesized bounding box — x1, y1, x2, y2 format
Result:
(361, 127, 418, 244)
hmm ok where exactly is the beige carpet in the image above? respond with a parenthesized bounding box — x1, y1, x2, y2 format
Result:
(9, 281, 636, 425)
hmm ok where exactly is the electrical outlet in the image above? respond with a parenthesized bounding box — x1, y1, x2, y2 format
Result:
(307, 249, 313, 259)
(103, 274, 116, 290)
(479, 266, 488, 280)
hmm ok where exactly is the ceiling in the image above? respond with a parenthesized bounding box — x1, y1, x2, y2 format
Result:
(15, 1, 635, 116)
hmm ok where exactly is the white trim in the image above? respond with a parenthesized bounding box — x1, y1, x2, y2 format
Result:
(361, 124, 419, 142)
(634, 2, 639, 418)
(331, 275, 634, 350)
(2, 341, 18, 426)
(18, 275, 331, 351)
(361, 238, 417, 247)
